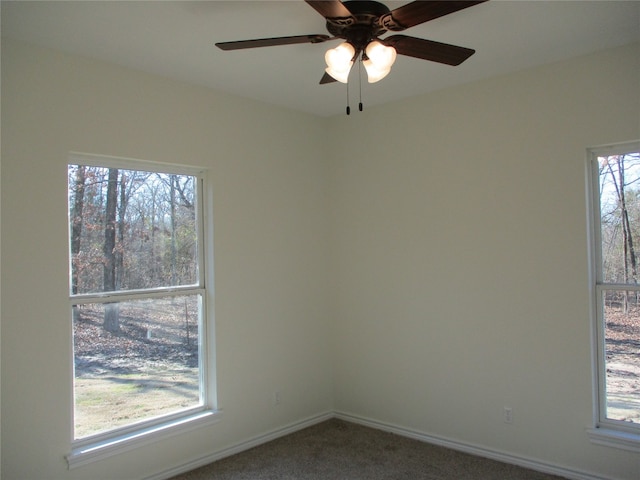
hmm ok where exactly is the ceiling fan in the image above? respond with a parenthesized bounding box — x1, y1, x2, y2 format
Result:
(216, 0, 488, 85)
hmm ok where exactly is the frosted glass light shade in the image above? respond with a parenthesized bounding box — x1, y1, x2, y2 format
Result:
(325, 42, 356, 83)
(362, 58, 391, 83)
(363, 40, 396, 83)
(365, 41, 396, 68)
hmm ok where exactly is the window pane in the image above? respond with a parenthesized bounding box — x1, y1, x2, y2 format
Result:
(601, 290, 640, 425)
(73, 295, 202, 438)
(68, 165, 198, 294)
(598, 153, 640, 283)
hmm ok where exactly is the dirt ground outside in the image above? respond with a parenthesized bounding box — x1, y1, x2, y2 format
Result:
(73, 304, 201, 438)
(604, 305, 640, 424)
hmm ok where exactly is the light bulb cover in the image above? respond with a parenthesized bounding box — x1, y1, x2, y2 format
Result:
(325, 42, 355, 83)
(365, 41, 396, 69)
(363, 58, 391, 83)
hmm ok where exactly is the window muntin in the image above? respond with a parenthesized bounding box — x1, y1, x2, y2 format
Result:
(589, 142, 640, 434)
(68, 156, 208, 441)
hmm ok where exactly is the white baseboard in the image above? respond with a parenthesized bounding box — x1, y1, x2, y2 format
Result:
(147, 410, 619, 480)
(334, 411, 614, 480)
(144, 411, 333, 480)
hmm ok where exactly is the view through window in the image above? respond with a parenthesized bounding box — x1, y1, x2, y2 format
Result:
(591, 144, 640, 430)
(68, 159, 207, 440)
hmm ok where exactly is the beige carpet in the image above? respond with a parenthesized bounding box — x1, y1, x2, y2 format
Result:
(170, 419, 567, 479)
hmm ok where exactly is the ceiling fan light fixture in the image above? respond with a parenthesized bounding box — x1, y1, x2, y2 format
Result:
(324, 42, 356, 83)
(363, 40, 396, 83)
(362, 58, 391, 83)
(365, 40, 396, 69)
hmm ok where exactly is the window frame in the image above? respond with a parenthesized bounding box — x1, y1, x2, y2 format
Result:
(66, 153, 220, 468)
(586, 141, 640, 452)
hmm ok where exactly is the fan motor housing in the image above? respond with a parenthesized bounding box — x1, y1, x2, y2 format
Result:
(326, 0, 392, 48)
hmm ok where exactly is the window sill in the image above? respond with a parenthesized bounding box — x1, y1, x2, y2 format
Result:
(67, 409, 222, 469)
(587, 427, 640, 453)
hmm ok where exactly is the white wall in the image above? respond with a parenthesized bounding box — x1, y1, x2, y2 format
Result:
(329, 42, 640, 479)
(2, 38, 640, 480)
(1, 40, 333, 480)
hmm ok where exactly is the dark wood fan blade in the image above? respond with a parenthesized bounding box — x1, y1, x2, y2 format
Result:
(320, 72, 338, 84)
(216, 34, 330, 51)
(384, 35, 475, 66)
(380, 1, 487, 31)
(305, 0, 354, 19)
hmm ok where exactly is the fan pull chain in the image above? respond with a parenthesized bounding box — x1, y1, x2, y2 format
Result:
(346, 79, 351, 115)
(345, 58, 365, 116)
(358, 58, 363, 112)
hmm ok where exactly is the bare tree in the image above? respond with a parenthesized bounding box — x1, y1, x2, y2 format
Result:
(104, 168, 120, 332)
(603, 155, 640, 312)
(69, 166, 198, 330)
(70, 165, 87, 296)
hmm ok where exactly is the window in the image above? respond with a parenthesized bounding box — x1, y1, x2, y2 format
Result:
(587, 141, 640, 450)
(67, 154, 218, 466)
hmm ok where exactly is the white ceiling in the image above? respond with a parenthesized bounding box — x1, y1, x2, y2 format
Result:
(2, 1, 639, 117)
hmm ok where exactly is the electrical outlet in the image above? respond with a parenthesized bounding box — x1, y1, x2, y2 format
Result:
(503, 406, 513, 424)
(273, 391, 281, 406)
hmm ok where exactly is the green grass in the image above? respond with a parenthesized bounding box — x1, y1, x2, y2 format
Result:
(74, 367, 199, 438)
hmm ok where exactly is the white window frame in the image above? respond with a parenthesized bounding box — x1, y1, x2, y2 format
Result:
(586, 141, 640, 452)
(66, 153, 220, 468)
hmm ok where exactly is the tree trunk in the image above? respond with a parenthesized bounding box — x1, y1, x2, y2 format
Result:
(70, 165, 87, 322)
(70, 165, 86, 296)
(116, 172, 128, 291)
(104, 168, 120, 332)
(620, 194, 638, 282)
(614, 157, 638, 312)
(170, 175, 178, 286)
